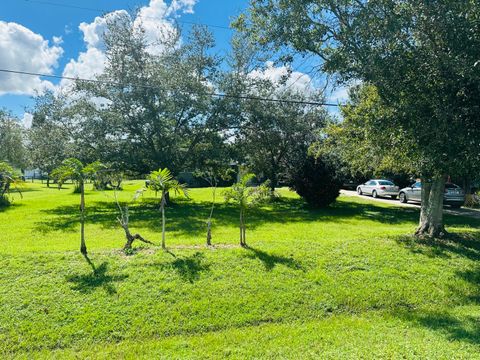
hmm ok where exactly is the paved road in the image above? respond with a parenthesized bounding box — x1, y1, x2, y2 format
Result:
(341, 190, 480, 220)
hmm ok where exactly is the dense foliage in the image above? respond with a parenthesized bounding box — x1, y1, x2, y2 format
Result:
(0, 110, 26, 169)
(238, 0, 480, 236)
(0, 161, 21, 206)
(290, 156, 341, 208)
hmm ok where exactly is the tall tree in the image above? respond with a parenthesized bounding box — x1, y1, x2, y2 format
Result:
(220, 35, 329, 191)
(237, 0, 480, 236)
(315, 85, 415, 180)
(0, 110, 26, 169)
(73, 14, 222, 175)
(238, 83, 328, 190)
(28, 114, 70, 187)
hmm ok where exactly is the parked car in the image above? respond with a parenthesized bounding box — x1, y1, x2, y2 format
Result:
(356, 179, 400, 199)
(342, 180, 358, 190)
(398, 182, 465, 208)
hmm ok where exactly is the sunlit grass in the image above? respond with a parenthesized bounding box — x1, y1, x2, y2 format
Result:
(1, 180, 480, 358)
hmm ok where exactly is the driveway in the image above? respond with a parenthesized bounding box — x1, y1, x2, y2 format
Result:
(341, 190, 480, 220)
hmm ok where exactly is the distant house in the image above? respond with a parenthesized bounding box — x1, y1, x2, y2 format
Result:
(23, 169, 45, 180)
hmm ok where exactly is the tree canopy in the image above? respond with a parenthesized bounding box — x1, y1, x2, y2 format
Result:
(237, 0, 480, 236)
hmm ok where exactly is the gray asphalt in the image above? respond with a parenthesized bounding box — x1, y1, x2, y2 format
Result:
(341, 190, 480, 220)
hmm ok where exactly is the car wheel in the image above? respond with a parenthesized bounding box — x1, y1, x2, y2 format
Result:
(391, 195, 397, 200)
(357, 187, 363, 195)
(372, 190, 377, 198)
(399, 192, 408, 203)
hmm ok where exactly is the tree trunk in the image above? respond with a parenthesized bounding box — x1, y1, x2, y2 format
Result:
(239, 209, 247, 247)
(46, 176, 50, 188)
(415, 175, 446, 237)
(161, 191, 166, 249)
(270, 172, 277, 192)
(206, 221, 212, 246)
(80, 180, 87, 255)
(239, 209, 244, 246)
(206, 186, 216, 246)
(242, 223, 246, 247)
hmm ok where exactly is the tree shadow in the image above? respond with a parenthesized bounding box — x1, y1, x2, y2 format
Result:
(152, 252, 210, 283)
(396, 232, 480, 261)
(33, 195, 420, 235)
(397, 310, 480, 345)
(0, 202, 25, 213)
(394, 231, 480, 345)
(244, 246, 304, 271)
(66, 255, 128, 295)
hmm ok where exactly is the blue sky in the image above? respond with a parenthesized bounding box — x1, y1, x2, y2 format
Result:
(0, 0, 345, 121)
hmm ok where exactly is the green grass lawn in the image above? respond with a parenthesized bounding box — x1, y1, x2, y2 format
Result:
(1, 181, 480, 359)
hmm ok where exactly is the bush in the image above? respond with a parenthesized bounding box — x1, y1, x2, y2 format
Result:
(290, 156, 341, 208)
(0, 161, 21, 207)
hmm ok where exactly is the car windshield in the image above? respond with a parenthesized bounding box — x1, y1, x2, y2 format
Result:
(378, 181, 394, 185)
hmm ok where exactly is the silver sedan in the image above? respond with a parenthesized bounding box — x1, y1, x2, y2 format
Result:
(357, 179, 400, 199)
(399, 182, 465, 208)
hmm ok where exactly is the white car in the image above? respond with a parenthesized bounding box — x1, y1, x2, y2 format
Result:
(357, 179, 400, 199)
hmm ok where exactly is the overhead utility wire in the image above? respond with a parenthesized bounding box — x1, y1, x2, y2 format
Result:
(22, 0, 232, 30)
(22, 0, 318, 92)
(0, 68, 341, 107)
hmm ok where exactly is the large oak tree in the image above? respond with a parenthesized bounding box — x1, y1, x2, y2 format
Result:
(237, 0, 480, 236)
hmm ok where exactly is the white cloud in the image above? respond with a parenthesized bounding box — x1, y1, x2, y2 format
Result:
(60, 0, 198, 88)
(61, 47, 106, 84)
(0, 21, 63, 96)
(22, 112, 33, 128)
(134, 0, 180, 55)
(52, 36, 63, 45)
(79, 10, 130, 50)
(249, 61, 315, 94)
(167, 0, 196, 16)
(328, 86, 349, 104)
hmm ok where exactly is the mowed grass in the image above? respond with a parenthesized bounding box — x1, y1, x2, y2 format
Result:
(1, 180, 480, 358)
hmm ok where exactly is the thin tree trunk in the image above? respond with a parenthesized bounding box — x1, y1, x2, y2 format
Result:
(46, 176, 50, 188)
(80, 180, 87, 255)
(242, 221, 246, 247)
(244, 209, 247, 246)
(416, 175, 446, 237)
(239, 209, 244, 246)
(161, 191, 166, 249)
(206, 185, 216, 246)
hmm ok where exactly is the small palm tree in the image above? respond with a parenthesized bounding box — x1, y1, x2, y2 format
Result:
(0, 161, 22, 206)
(223, 174, 272, 247)
(147, 168, 188, 249)
(52, 158, 105, 255)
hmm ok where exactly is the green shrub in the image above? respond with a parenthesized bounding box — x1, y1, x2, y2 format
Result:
(290, 156, 341, 208)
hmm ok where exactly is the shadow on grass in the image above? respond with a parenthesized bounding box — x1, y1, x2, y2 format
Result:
(244, 247, 304, 271)
(396, 232, 480, 261)
(397, 310, 480, 345)
(66, 255, 128, 295)
(152, 252, 210, 283)
(394, 231, 480, 345)
(0, 202, 25, 213)
(33, 195, 445, 236)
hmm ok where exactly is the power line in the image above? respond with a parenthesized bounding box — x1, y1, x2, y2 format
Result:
(21, 0, 321, 98)
(22, 0, 232, 31)
(0, 68, 341, 107)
